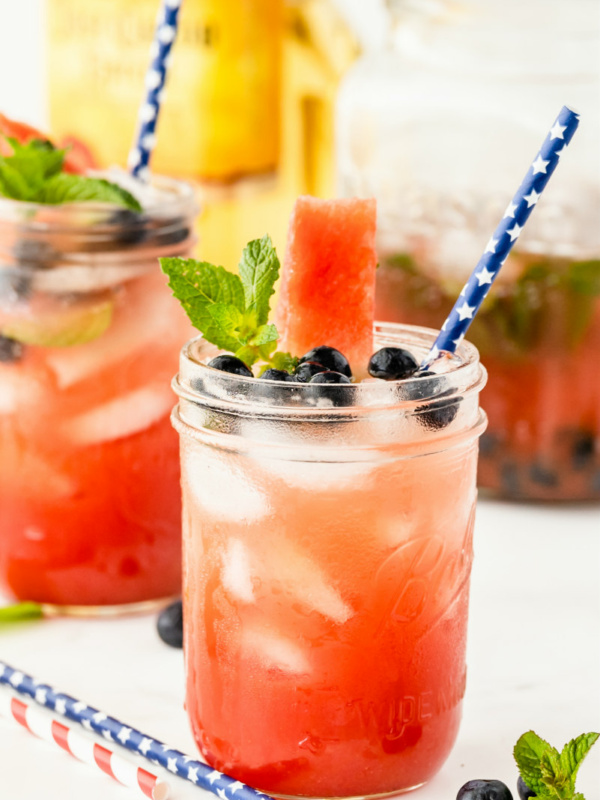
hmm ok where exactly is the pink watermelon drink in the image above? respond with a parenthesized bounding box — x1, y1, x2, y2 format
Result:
(164, 198, 487, 797)
(0, 131, 196, 608)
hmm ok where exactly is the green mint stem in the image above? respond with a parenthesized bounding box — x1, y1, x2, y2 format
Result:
(0, 602, 44, 624)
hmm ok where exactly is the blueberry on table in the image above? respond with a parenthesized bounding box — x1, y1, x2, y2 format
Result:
(294, 360, 328, 383)
(0, 335, 23, 363)
(208, 355, 253, 377)
(517, 776, 536, 800)
(260, 368, 296, 382)
(368, 347, 419, 380)
(457, 779, 513, 800)
(298, 346, 352, 378)
(309, 371, 351, 385)
(157, 600, 183, 648)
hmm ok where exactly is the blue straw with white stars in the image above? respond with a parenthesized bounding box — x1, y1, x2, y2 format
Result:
(128, 0, 184, 181)
(422, 105, 580, 367)
(0, 661, 274, 800)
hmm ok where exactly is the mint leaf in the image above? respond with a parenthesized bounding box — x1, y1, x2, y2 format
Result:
(205, 303, 246, 352)
(38, 173, 141, 211)
(0, 601, 43, 624)
(160, 246, 289, 370)
(0, 137, 141, 210)
(567, 260, 600, 296)
(515, 731, 599, 800)
(249, 323, 278, 347)
(270, 351, 299, 372)
(515, 731, 558, 796)
(238, 235, 280, 326)
(0, 160, 33, 200)
(161, 257, 245, 311)
(559, 733, 600, 793)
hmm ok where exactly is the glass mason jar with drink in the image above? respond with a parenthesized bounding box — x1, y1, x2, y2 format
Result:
(0, 127, 196, 610)
(164, 196, 487, 796)
(336, 0, 600, 501)
(173, 325, 486, 797)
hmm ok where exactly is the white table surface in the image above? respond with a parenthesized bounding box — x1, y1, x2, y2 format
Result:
(0, 499, 599, 800)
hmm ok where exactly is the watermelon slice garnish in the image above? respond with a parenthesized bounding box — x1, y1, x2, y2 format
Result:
(275, 196, 378, 375)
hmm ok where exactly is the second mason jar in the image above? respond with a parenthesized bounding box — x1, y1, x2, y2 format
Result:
(337, 0, 600, 501)
(0, 177, 196, 610)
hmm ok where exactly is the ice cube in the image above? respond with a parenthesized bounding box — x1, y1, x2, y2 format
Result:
(0, 368, 44, 414)
(183, 448, 269, 523)
(222, 539, 255, 603)
(257, 539, 353, 624)
(46, 275, 181, 388)
(242, 626, 310, 674)
(255, 455, 375, 493)
(63, 383, 173, 445)
(13, 453, 76, 499)
(33, 264, 149, 294)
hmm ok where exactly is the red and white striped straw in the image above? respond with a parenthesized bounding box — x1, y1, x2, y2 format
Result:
(0, 689, 169, 800)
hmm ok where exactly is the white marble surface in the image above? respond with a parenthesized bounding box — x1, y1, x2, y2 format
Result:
(0, 499, 599, 800)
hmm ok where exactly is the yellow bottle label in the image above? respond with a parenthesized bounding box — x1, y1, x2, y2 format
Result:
(47, 0, 283, 181)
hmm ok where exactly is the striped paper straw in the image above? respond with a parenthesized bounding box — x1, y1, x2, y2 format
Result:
(422, 105, 580, 367)
(128, 0, 184, 180)
(0, 688, 169, 800)
(0, 661, 274, 800)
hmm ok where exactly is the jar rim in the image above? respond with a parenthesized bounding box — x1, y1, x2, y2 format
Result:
(173, 321, 487, 421)
(0, 173, 197, 223)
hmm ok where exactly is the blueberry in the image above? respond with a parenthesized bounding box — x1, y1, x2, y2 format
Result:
(308, 371, 352, 407)
(309, 371, 351, 385)
(479, 432, 500, 458)
(571, 431, 596, 470)
(109, 208, 148, 245)
(294, 361, 328, 383)
(298, 346, 352, 378)
(260, 368, 296, 382)
(368, 347, 419, 380)
(529, 463, 558, 488)
(457, 779, 513, 800)
(500, 462, 521, 497)
(12, 238, 56, 267)
(0, 336, 23, 363)
(517, 776, 536, 800)
(157, 600, 183, 648)
(0, 269, 31, 301)
(208, 355, 253, 377)
(411, 371, 459, 430)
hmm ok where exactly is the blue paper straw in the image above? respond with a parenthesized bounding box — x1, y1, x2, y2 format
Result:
(422, 105, 580, 367)
(128, 0, 184, 181)
(0, 661, 274, 800)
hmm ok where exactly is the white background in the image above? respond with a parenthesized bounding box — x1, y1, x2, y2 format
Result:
(0, 3, 599, 799)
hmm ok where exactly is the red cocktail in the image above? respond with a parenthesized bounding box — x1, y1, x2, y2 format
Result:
(0, 178, 196, 609)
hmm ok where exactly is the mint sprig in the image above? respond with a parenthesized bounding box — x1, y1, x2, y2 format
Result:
(0, 601, 43, 624)
(160, 235, 296, 370)
(0, 137, 141, 211)
(514, 730, 599, 800)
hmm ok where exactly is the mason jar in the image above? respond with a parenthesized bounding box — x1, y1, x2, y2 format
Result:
(337, 0, 600, 501)
(172, 323, 486, 797)
(0, 177, 196, 611)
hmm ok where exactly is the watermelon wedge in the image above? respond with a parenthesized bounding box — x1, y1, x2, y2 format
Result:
(0, 113, 97, 174)
(275, 196, 377, 374)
